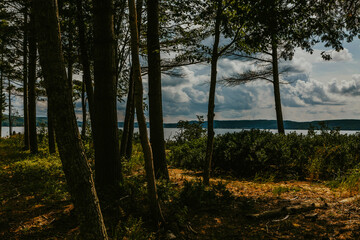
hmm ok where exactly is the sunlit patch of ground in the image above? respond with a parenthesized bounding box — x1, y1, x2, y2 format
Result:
(0, 138, 78, 240)
(169, 168, 360, 239)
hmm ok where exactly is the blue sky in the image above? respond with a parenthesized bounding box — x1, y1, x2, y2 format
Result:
(7, 38, 360, 123)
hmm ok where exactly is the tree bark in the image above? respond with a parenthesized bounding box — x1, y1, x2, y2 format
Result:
(0, 69, 3, 138)
(271, 36, 285, 134)
(125, 105, 135, 159)
(120, 67, 134, 159)
(33, 0, 108, 238)
(120, 0, 142, 161)
(93, 0, 122, 190)
(67, 49, 73, 93)
(147, 0, 169, 180)
(28, 8, 38, 153)
(81, 78, 87, 138)
(67, 8, 74, 92)
(23, 6, 30, 149)
(203, 0, 222, 185)
(47, 101, 56, 154)
(128, 0, 164, 223)
(8, 77, 12, 136)
(76, 0, 95, 133)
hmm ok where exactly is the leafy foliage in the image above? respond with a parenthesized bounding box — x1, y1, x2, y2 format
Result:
(169, 129, 360, 181)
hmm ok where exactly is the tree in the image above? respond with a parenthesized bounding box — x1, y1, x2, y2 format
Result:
(203, 0, 222, 185)
(202, 0, 243, 185)
(23, 3, 29, 149)
(128, 0, 164, 223)
(93, 0, 122, 192)
(119, 0, 141, 161)
(33, 0, 108, 238)
(28, 6, 38, 153)
(0, 66, 4, 137)
(223, 0, 349, 134)
(47, 100, 55, 154)
(7, 76, 12, 135)
(147, 0, 169, 180)
(0, 2, 21, 138)
(76, 0, 95, 135)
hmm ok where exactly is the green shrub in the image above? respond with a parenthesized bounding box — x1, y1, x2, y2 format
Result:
(168, 137, 206, 170)
(169, 129, 360, 181)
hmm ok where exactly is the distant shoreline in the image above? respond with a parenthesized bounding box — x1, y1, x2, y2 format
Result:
(2, 118, 360, 130)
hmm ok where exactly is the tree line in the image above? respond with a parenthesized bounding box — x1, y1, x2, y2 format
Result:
(0, 0, 359, 238)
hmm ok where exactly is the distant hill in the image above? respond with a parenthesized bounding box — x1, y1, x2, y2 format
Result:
(2, 117, 360, 130)
(210, 119, 360, 130)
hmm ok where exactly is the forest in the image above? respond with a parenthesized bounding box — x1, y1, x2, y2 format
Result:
(1, 0, 360, 239)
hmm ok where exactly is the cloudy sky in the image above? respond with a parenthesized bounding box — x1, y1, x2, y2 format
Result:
(8, 38, 360, 123)
(154, 38, 360, 123)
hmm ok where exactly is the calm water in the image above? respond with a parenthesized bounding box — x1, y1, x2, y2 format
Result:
(1, 127, 359, 139)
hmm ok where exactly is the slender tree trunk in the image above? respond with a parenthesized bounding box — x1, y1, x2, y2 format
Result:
(28, 9, 38, 153)
(8, 77, 12, 136)
(128, 0, 164, 223)
(125, 105, 135, 159)
(93, 0, 122, 190)
(0, 70, 3, 138)
(23, 6, 30, 149)
(120, 67, 134, 159)
(34, 0, 108, 238)
(67, 49, 73, 92)
(76, 0, 95, 132)
(147, 0, 169, 180)
(120, 0, 142, 160)
(203, 0, 222, 185)
(81, 78, 87, 138)
(47, 101, 55, 154)
(271, 37, 285, 134)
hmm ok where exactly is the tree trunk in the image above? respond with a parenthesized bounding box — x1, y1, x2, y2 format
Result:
(120, 0, 142, 161)
(125, 105, 135, 159)
(271, 36, 285, 134)
(8, 77, 12, 136)
(81, 78, 87, 138)
(147, 0, 169, 180)
(120, 67, 134, 159)
(33, 0, 108, 238)
(203, 0, 222, 185)
(0, 69, 3, 138)
(93, 0, 122, 190)
(67, 51, 73, 93)
(76, 0, 95, 133)
(28, 9, 38, 153)
(47, 101, 56, 154)
(23, 6, 30, 149)
(128, 0, 164, 223)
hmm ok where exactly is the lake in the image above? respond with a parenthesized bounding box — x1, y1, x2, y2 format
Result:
(1, 127, 359, 139)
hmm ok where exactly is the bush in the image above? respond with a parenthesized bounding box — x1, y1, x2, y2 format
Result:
(168, 137, 206, 170)
(169, 129, 360, 181)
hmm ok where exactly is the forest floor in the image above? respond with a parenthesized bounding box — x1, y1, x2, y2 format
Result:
(1, 138, 360, 239)
(169, 168, 360, 239)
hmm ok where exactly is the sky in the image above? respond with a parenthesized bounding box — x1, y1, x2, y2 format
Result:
(7, 38, 360, 123)
(152, 38, 360, 122)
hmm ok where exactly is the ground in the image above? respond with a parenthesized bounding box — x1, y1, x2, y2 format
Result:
(1, 138, 360, 239)
(170, 169, 360, 239)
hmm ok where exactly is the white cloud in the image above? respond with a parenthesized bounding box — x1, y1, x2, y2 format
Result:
(331, 48, 353, 62)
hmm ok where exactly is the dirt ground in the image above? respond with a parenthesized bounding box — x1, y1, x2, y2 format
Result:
(2, 167, 360, 239)
(169, 168, 360, 240)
